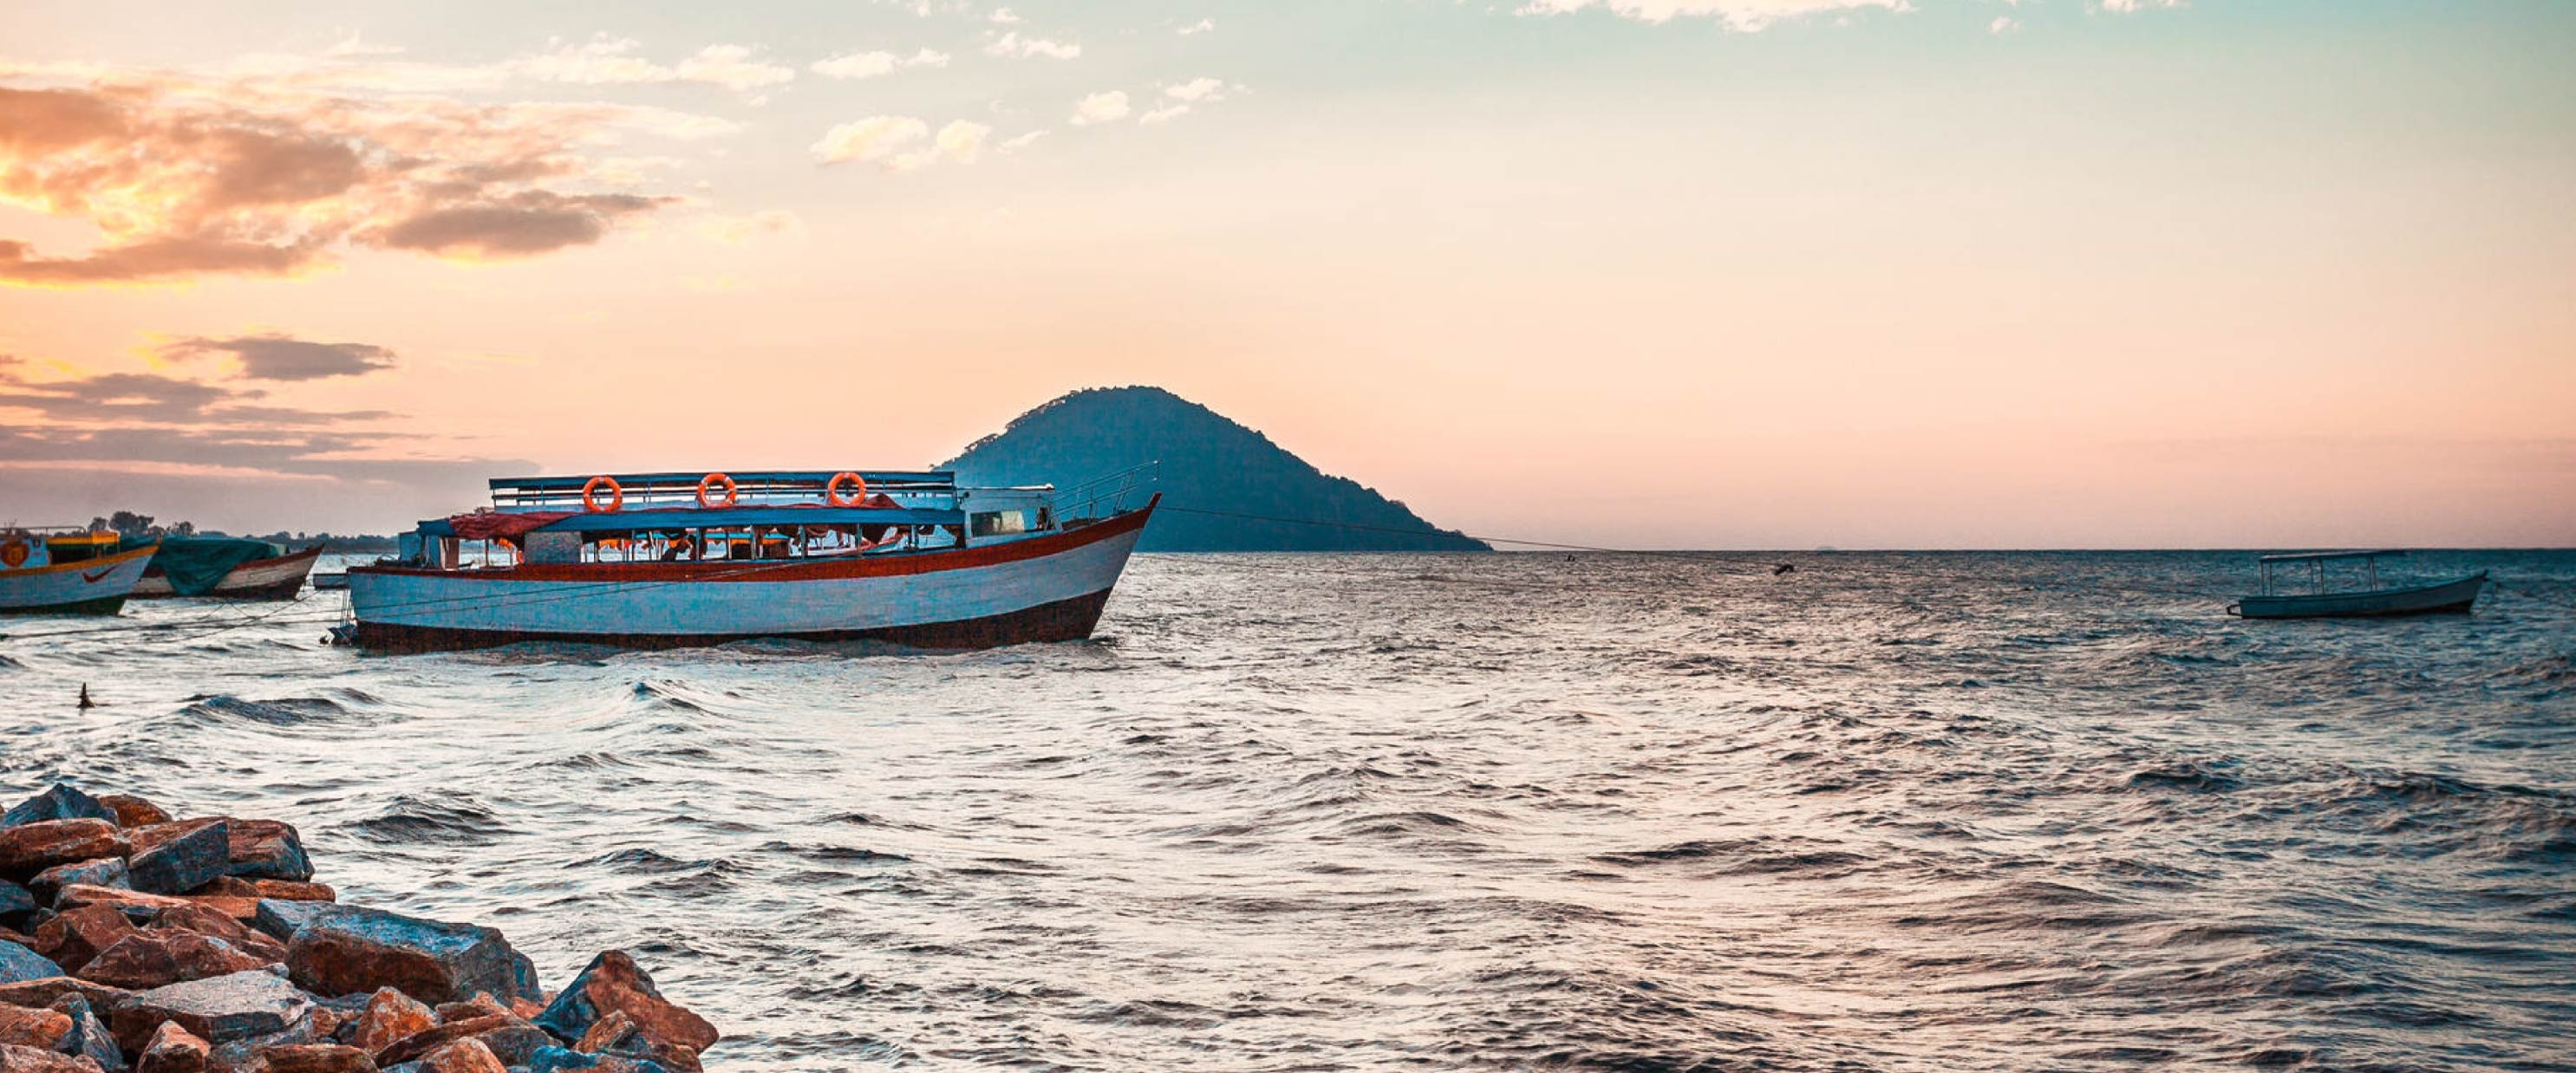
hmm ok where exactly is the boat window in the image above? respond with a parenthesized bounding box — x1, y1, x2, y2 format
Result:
(971, 510, 1028, 537)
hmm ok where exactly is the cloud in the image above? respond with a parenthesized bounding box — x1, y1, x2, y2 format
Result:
(1989, 16, 2018, 32)
(986, 32, 1082, 60)
(811, 48, 951, 80)
(988, 7, 1023, 24)
(1000, 130, 1047, 153)
(158, 333, 397, 380)
(1163, 77, 1229, 103)
(2097, 0, 2186, 10)
(673, 44, 796, 93)
(1177, 19, 1216, 35)
(517, 37, 794, 94)
(695, 209, 803, 244)
(811, 116, 930, 166)
(1071, 90, 1130, 126)
(0, 74, 706, 285)
(931, 120, 991, 165)
(1514, 0, 1908, 30)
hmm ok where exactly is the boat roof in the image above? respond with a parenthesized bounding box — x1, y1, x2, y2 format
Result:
(491, 470, 957, 509)
(2258, 550, 2408, 563)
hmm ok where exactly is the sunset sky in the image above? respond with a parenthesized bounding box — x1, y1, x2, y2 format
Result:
(3, 0, 2571, 547)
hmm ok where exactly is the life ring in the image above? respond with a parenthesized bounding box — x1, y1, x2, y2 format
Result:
(697, 472, 739, 509)
(0, 537, 29, 569)
(825, 471, 868, 508)
(582, 476, 623, 513)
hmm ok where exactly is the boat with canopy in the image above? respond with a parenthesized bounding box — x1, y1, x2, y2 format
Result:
(344, 467, 1158, 652)
(2227, 550, 2485, 619)
(0, 528, 157, 615)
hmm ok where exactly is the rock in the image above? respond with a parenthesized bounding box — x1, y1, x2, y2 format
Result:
(96, 797, 173, 830)
(0, 882, 32, 923)
(368, 1018, 506, 1066)
(566, 1014, 696, 1073)
(77, 932, 274, 990)
(149, 907, 286, 964)
(0, 980, 127, 1013)
(523, 1050, 597, 1073)
(246, 1046, 375, 1073)
(51, 888, 185, 923)
(221, 825, 310, 884)
(410, 1041, 500, 1073)
(427, 996, 501, 1025)
(347, 991, 433, 1056)
(134, 1023, 209, 1073)
(244, 884, 331, 905)
(284, 908, 530, 1005)
(127, 824, 231, 898)
(454, 1022, 548, 1067)
(0, 823, 128, 879)
(0, 942, 65, 985)
(29, 908, 134, 975)
(0, 1006, 70, 1050)
(108, 970, 313, 1054)
(43, 994, 121, 1072)
(1, 788, 115, 831)
(0, 1042, 103, 1071)
(248, 905, 329, 947)
(28, 862, 127, 907)
(530, 953, 714, 1056)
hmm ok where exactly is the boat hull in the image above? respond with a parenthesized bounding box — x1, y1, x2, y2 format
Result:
(347, 505, 1151, 653)
(2230, 572, 2487, 619)
(134, 543, 324, 599)
(0, 545, 155, 616)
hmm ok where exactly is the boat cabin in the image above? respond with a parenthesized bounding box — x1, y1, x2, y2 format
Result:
(0, 528, 126, 571)
(395, 470, 1066, 570)
(2253, 550, 2406, 596)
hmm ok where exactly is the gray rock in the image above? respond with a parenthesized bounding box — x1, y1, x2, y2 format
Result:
(0, 940, 63, 985)
(285, 905, 534, 1004)
(0, 784, 114, 829)
(0, 879, 31, 921)
(27, 859, 127, 905)
(127, 820, 229, 896)
(46, 992, 124, 1071)
(252, 898, 333, 943)
(107, 967, 314, 1053)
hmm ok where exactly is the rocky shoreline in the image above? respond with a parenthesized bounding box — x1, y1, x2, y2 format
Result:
(0, 784, 718, 1072)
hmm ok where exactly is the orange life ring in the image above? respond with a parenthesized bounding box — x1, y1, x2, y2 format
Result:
(697, 472, 739, 509)
(825, 471, 868, 508)
(0, 537, 29, 569)
(582, 476, 623, 513)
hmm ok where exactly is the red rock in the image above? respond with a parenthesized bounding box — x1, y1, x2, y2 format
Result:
(30, 906, 134, 973)
(370, 1016, 507, 1064)
(250, 1044, 376, 1073)
(152, 905, 288, 962)
(247, 881, 332, 904)
(284, 907, 528, 1005)
(0, 1043, 103, 1071)
(0, 978, 131, 1011)
(349, 988, 434, 1054)
(99, 795, 174, 829)
(187, 878, 259, 899)
(136, 1022, 211, 1073)
(75, 931, 272, 990)
(124, 820, 218, 858)
(54, 886, 190, 920)
(432, 993, 505, 1024)
(531, 951, 717, 1054)
(0, 1005, 69, 1049)
(414, 1039, 503, 1073)
(182, 898, 260, 923)
(26, 859, 128, 907)
(572, 1010, 637, 1053)
(222, 823, 311, 883)
(0, 822, 127, 877)
(571, 1011, 702, 1073)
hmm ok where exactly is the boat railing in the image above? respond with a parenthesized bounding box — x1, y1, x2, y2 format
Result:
(2256, 550, 2405, 596)
(490, 471, 960, 512)
(1058, 461, 1160, 520)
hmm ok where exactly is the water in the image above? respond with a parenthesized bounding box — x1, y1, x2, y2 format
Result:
(3, 550, 2573, 1070)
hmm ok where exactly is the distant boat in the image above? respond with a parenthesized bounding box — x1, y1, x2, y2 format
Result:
(345, 468, 1158, 652)
(132, 538, 325, 600)
(0, 529, 157, 615)
(2228, 550, 2485, 619)
(312, 571, 349, 590)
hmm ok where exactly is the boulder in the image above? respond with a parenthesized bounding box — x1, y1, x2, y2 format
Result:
(0, 1006, 69, 1050)
(76, 932, 273, 991)
(0, 942, 65, 985)
(284, 909, 529, 1005)
(523, 1050, 669, 1073)
(42, 994, 121, 1072)
(0, 981, 127, 1013)
(530, 953, 714, 1056)
(222, 825, 311, 884)
(127, 824, 230, 898)
(370, 1018, 511, 1066)
(134, 1023, 209, 1073)
(1, 788, 115, 831)
(411, 1041, 500, 1073)
(0, 882, 32, 923)
(108, 970, 313, 1054)
(427, 996, 500, 1025)
(248, 905, 329, 947)
(51, 888, 185, 924)
(454, 1021, 549, 1066)
(30, 908, 134, 974)
(247, 1046, 375, 1073)
(347, 991, 432, 1055)
(149, 907, 285, 965)
(96, 797, 173, 830)
(0, 824, 128, 879)
(0, 1042, 103, 1071)
(28, 862, 128, 907)
(245, 884, 331, 905)
(568, 1014, 696, 1073)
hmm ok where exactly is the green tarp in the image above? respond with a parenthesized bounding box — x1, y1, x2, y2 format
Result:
(134, 536, 285, 596)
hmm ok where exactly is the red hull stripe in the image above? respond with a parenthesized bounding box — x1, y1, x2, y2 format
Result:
(353, 588, 1115, 654)
(355, 500, 1154, 585)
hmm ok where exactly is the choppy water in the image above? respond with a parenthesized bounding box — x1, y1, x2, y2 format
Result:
(3, 550, 2573, 1070)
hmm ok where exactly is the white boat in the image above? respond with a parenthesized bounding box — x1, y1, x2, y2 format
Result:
(0, 530, 157, 615)
(2228, 550, 2485, 619)
(346, 468, 1158, 652)
(131, 541, 324, 599)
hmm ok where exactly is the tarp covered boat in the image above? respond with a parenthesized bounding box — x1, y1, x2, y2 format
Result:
(132, 538, 325, 599)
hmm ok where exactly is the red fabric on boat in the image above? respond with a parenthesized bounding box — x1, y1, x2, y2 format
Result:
(448, 510, 580, 541)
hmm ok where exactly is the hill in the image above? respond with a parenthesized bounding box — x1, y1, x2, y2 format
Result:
(942, 387, 1490, 552)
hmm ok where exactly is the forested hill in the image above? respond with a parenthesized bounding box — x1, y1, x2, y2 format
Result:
(942, 387, 1490, 552)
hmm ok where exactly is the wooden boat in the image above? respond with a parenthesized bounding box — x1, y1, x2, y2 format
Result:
(0, 530, 157, 615)
(345, 469, 1158, 652)
(2228, 550, 2485, 619)
(131, 540, 324, 599)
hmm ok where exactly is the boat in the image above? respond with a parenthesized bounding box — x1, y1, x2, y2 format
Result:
(132, 538, 325, 599)
(0, 529, 158, 615)
(312, 571, 349, 591)
(345, 468, 1158, 652)
(2228, 550, 2486, 619)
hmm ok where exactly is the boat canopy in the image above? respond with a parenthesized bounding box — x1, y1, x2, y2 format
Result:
(490, 471, 958, 511)
(2257, 550, 2407, 563)
(416, 504, 968, 539)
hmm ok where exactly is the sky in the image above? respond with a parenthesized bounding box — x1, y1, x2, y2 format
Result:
(1, 0, 2571, 548)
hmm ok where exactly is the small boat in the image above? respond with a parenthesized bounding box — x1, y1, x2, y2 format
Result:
(132, 538, 325, 600)
(2228, 550, 2486, 619)
(0, 529, 157, 615)
(312, 571, 349, 591)
(346, 469, 1158, 652)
